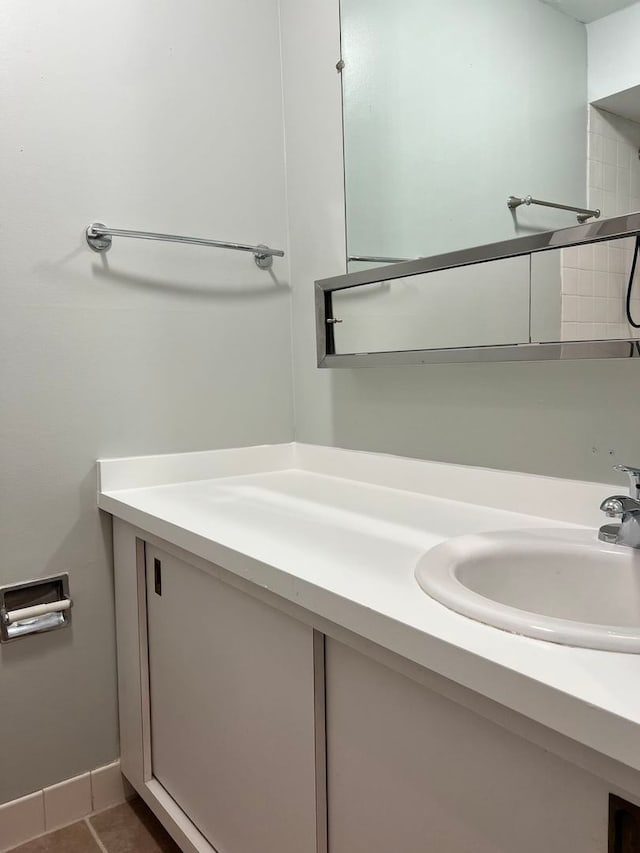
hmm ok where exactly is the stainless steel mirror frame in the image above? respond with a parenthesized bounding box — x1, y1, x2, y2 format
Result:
(316, 212, 640, 367)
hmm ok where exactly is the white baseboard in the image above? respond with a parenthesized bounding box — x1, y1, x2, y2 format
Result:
(0, 759, 134, 852)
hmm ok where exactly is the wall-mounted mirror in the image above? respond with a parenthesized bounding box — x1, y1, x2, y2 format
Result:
(317, 0, 640, 366)
(340, 0, 640, 265)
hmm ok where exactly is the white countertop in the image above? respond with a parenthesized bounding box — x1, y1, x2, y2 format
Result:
(98, 442, 640, 773)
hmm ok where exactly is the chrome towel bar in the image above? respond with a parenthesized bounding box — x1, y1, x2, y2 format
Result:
(507, 195, 600, 224)
(85, 222, 285, 269)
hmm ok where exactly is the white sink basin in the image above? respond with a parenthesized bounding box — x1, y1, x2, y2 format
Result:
(415, 528, 640, 652)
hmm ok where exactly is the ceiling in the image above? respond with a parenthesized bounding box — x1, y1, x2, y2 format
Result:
(540, 0, 638, 22)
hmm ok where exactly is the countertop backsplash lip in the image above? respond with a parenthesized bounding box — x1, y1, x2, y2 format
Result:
(97, 442, 296, 493)
(100, 441, 616, 526)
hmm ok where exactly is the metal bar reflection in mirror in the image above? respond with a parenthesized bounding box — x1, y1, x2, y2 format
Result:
(348, 255, 414, 264)
(507, 195, 600, 224)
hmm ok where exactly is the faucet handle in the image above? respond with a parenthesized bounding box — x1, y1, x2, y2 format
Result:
(615, 465, 640, 500)
(600, 495, 640, 517)
(601, 496, 624, 518)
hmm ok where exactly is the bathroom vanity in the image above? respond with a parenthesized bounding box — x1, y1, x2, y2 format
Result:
(99, 444, 640, 853)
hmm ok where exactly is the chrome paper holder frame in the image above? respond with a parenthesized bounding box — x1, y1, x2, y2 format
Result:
(0, 574, 73, 642)
(316, 211, 640, 368)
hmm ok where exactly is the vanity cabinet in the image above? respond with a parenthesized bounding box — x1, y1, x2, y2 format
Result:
(128, 538, 320, 853)
(112, 519, 638, 853)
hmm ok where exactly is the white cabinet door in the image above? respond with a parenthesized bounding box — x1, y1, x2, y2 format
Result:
(146, 546, 319, 853)
(325, 639, 608, 853)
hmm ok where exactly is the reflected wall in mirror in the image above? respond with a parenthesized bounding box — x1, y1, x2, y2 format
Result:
(332, 258, 532, 353)
(340, 0, 640, 264)
(557, 237, 640, 342)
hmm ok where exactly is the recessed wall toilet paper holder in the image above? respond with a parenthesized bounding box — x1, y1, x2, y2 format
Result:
(0, 574, 73, 642)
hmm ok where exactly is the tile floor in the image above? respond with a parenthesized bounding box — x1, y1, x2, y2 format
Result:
(8, 798, 181, 853)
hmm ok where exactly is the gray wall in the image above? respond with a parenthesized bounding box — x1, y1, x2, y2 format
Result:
(0, 0, 293, 804)
(280, 0, 640, 487)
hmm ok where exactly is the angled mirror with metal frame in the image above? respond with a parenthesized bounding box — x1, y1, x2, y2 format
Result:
(316, 213, 640, 367)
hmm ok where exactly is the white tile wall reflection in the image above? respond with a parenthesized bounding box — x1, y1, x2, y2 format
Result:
(560, 106, 640, 341)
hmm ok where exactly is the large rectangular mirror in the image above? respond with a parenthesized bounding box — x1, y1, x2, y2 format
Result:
(316, 0, 640, 365)
(340, 0, 640, 264)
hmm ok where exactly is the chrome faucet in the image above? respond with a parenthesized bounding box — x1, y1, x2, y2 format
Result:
(599, 464, 640, 549)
